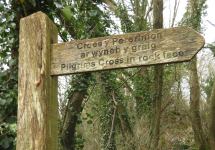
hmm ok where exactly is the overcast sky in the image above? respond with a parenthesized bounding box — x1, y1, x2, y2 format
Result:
(163, 0, 215, 44)
(203, 0, 215, 44)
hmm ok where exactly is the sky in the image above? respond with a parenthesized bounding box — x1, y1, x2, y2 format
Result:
(203, 0, 215, 44)
(163, 0, 215, 101)
(163, 0, 215, 44)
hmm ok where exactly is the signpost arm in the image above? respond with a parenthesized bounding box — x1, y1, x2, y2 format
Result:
(17, 12, 58, 150)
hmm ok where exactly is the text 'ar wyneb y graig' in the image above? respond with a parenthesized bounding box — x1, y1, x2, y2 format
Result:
(61, 33, 185, 71)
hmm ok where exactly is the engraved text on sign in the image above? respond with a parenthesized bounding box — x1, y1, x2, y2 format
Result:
(51, 26, 205, 75)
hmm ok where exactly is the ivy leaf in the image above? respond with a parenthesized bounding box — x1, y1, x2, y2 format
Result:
(11, 74, 18, 81)
(9, 58, 16, 66)
(6, 15, 13, 21)
(78, 25, 83, 29)
(2, 136, 14, 149)
(0, 27, 3, 32)
(69, 106, 73, 111)
(6, 117, 16, 124)
(17, 6, 22, 12)
(87, 120, 92, 124)
(12, 89, 18, 95)
(57, 26, 62, 32)
(10, 23, 16, 29)
(0, 3, 4, 11)
(29, 0, 36, 7)
(8, 38, 15, 46)
(61, 31, 68, 40)
(1, 50, 7, 58)
(0, 136, 6, 145)
(77, 119, 82, 124)
(6, 98, 13, 105)
(54, 0, 63, 8)
(1, 136, 9, 148)
(0, 99, 6, 105)
(86, 113, 91, 117)
(70, 4, 75, 12)
(9, 123, 17, 135)
(61, 5, 73, 21)
(88, 10, 97, 17)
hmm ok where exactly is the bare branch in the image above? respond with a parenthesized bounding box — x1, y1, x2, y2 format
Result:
(207, 20, 215, 28)
(92, 116, 101, 146)
(115, 68, 142, 91)
(203, 46, 215, 49)
(102, 0, 116, 11)
(105, 93, 117, 149)
(117, 76, 133, 94)
(160, 95, 175, 114)
(59, 32, 68, 42)
(145, 1, 153, 20)
(83, 85, 96, 106)
(56, 9, 78, 39)
(171, 0, 180, 27)
(112, 90, 118, 106)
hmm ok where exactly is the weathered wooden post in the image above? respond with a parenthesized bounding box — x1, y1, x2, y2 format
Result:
(17, 12, 58, 149)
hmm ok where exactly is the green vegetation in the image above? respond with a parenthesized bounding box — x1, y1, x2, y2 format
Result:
(1, 0, 215, 149)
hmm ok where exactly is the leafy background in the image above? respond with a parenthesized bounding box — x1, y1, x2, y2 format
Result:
(0, 0, 215, 150)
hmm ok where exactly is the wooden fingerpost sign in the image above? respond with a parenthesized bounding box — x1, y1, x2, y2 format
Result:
(17, 12, 205, 150)
(17, 12, 58, 149)
(51, 26, 205, 76)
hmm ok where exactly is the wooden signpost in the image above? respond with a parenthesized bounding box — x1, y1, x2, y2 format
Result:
(17, 12, 58, 149)
(17, 12, 205, 150)
(51, 26, 205, 76)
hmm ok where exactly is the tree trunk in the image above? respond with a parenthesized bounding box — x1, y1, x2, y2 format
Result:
(116, 97, 135, 149)
(61, 73, 91, 150)
(136, 96, 144, 118)
(96, 72, 117, 149)
(150, 0, 163, 149)
(135, 69, 148, 118)
(189, 56, 208, 149)
(209, 79, 215, 149)
(188, 0, 209, 149)
(141, 67, 152, 114)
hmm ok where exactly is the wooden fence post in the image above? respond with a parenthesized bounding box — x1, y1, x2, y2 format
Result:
(17, 12, 58, 150)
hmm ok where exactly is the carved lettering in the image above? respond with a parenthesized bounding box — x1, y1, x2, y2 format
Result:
(124, 47, 128, 53)
(99, 58, 123, 66)
(119, 39, 123, 44)
(163, 51, 185, 58)
(77, 43, 82, 49)
(104, 40, 109, 47)
(92, 51, 98, 57)
(98, 42, 102, 47)
(135, 34, 140, 42)
(81, 53, 85, 58)
(61, 64, 66, 70)
(132, 43, 156, 52)
(104, 50, 108, 55)
(93, 43, 97, 47)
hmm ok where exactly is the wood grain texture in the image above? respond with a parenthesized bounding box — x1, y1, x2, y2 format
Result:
(51, 26, 205, 76)
(17, 12, 58, 150)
